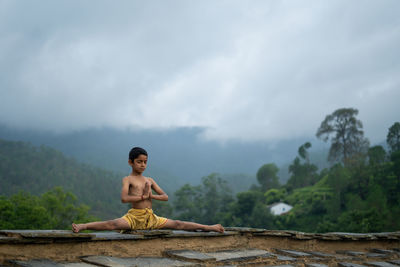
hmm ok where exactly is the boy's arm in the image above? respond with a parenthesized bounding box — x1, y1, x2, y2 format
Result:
(120, 177, 150, 203)
(148, 178, 168, 201)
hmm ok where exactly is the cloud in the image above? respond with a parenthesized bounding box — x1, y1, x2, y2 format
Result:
(0, 0, 399, 143)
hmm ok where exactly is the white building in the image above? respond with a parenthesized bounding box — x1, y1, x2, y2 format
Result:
(269, 202, 293, 216)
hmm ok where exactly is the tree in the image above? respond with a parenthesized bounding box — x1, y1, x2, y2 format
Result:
(387, 122, 400, 153)
(316, 108, 369, 164)
(286, 142, 319, 190)
(256, 163, 280, 191)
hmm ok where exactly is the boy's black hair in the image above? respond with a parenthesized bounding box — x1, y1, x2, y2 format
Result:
(129, 147, 148, 161)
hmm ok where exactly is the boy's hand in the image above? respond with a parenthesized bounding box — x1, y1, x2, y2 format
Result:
(142, 181, 151, 200)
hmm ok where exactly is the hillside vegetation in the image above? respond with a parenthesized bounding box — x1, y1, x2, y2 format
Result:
(0, 139, 128, 219)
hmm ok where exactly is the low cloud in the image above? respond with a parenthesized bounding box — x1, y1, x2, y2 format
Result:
(0, 0, 399, 143)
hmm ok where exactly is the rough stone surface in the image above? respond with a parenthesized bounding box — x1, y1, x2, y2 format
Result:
(165, 250, 216, 262)
(365, 262, 400, 267)
(338, 263, 368, 267)
(275, 249, 313, 257)
(205, 249, 273, 262)
(273, 255, 297, 262)
(389, 260, 400, 265)
(7, 259, 64, 267)
(336, 250, 366, 257)
(82, 256, 199, 267)
(305, 264, 329, 267)
(308, 251, 335, 258)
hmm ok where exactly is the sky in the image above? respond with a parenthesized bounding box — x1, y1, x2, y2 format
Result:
(0, 0, 399, 144)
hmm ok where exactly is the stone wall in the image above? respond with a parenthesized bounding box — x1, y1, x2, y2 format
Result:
(1, 228, 400, 266)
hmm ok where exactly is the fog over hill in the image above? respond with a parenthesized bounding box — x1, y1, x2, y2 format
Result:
(0, 125, 332, 190)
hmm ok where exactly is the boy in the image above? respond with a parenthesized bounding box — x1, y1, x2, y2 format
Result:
(72, 147, 224, 233)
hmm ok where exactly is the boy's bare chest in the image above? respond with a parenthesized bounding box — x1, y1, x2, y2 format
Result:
(128, 180, 146, 195)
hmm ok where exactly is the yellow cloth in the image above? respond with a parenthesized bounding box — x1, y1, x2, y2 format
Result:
(121, 208, 168, 230)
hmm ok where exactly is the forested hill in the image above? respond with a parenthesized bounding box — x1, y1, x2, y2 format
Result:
(0, 138, 128, 219)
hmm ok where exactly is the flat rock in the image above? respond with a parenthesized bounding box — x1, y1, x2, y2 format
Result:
(365, 262, 400, 267)
(253, 230, 293, 237)
(0, 230, 93, 239)
(338, 263, 368, 267)
(7, 259, 64, 266)
(205, 249, 273, 262)
(224, 227, 266, 233)
(273, 254, 296, 262)
(306, 264, 329, 267)
(268, 265, 296, 267)
(308, 251, 335, 258)
(275, 249, 312, 257)
(336, 250, 366, 257)
(91, 232, 144, 240)
(81, 256, 198, 267)
(165, 250, 216, 262)
(366, 253, 388, 258)
(165, 230, 236, 238)
(371, 249, 397, 254)
(389, 260, 400, 265)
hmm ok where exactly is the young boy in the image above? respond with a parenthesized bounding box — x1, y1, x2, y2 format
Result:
(72, 147, 224, 233)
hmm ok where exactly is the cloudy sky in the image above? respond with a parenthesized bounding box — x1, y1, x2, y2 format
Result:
(1, 0, 399, 144)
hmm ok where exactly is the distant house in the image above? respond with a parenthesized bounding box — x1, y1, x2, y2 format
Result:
(269, 202, 293, 215)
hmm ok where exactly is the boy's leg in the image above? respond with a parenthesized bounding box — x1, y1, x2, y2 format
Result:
(161, 219, 224, 233)
(72, 218, 130, 233)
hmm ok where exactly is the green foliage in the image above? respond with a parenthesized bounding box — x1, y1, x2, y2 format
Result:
(0, 139, 126, 219)
(173, 173, 234, 225)
(256, 163, 280, 191)
(316, 108, 369, 164)
(387, 122, 400, 154)
(286, 142, 319, 191)
(264, 188, 286, 205)
(0, 187, 96, 230)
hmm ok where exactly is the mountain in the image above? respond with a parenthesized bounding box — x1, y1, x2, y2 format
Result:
(0, 125, 329, 190)
(0, 138, 128, 219)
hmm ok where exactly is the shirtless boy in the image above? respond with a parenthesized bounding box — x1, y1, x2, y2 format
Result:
(72, 147, 224, 233)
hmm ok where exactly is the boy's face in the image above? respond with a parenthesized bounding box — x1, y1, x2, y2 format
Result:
(129, 154, 148, 174)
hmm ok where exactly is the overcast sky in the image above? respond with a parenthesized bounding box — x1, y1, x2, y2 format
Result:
(0, 0, 399, 144)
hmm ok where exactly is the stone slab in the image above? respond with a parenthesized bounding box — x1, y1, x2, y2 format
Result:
(165, 230, 237, 238)
(336, 250, 366, 257)
(389, 260, 400, 265)
(0, 230, 93, 239)
(268, 265, 296, 267)
(338, 263, 368, 267)
(205, 249, 273, 262)
(306, 264, 329, 267)
(308, 251, 335, 258)
(365, 262, 400, 267)
(253, 230, 294, 237)
(165, 250, 216, 262)
(224, 227, 266, 233)
(371, 249, 397, 254)
(91, 232, 144, 240)
(366, 253, 388, 258)
(81, 256, 199, 267)
(328, 232, 377, 240)
(272, 254, 296, 262)
(7, 259, 64, 267)
(275, 249, 312, 257)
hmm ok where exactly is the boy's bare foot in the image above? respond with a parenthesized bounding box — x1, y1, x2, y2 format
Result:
(209, 224, 224, 233)
(72, 223, 85, 233)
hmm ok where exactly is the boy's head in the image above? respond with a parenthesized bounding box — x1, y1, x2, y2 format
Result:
(129, 147, 148, 161)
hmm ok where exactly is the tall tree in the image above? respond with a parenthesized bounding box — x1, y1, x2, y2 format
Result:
(256, 163, 280, 191)
(287, 142, 318, 190)
(316, 108, 369, 164)
(387, 122, 400, 154)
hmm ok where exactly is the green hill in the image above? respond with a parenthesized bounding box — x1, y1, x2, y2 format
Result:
(0, 139, 129, 219)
